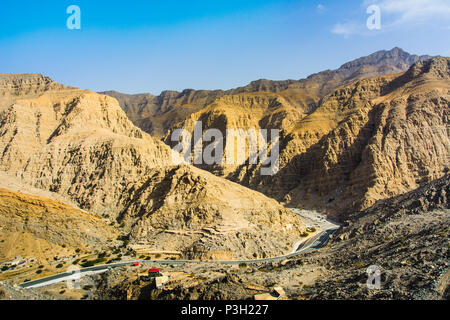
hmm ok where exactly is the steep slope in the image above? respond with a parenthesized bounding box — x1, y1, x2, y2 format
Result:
(308, 175, 450, 299)
(0, 74, 304, 260)
(0, 187, 119, 263)
(268, 57, 450, 216)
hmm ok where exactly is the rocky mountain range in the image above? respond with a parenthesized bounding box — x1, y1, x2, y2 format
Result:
(0, 73, 304, 261)
(104, 48, 431, 138)
(104, 48, 448, 218)
(0, 47, 448, 300)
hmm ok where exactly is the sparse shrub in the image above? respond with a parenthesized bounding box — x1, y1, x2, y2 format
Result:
(56, 264, 64, 269)
(97, 252, 107, 259)
(36, 270, 42, 274)
(81, 258, 106, 268)
(239, 263, 247, 268)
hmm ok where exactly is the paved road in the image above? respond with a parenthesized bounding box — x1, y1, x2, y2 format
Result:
(19, 225, 339, 289)
(19, 261, 139, 289)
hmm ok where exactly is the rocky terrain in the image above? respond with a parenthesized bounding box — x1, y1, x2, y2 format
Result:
(0, 48, 447, 300)
(105, 49, 447, 219)
(91, 175, 448, 300)
(0, 73, 304, 261)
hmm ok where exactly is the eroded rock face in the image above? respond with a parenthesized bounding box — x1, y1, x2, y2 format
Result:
(0, 74, 304, 260)
(271, 57, 450, 217)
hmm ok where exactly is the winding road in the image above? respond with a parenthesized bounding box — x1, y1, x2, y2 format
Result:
(19, 210, 340, 289)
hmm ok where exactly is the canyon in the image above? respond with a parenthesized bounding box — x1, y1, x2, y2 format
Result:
(0, 48, 448, 300)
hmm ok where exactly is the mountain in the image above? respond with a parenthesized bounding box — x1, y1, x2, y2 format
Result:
(228, 47, 432, 97)
(0, 74, 304, 260)
(103, 48, 431, 139)
(101, 49, 445, 218)
(255, 56, 449, 217)
(101, 89, 225, 138)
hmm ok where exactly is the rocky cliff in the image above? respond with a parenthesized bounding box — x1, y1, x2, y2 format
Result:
(265, 57, 449, 217)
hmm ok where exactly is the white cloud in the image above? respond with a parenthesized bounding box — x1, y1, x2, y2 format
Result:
(332, 0, 450, 37)
(367, 0, 450, 25)
(331, 22, 360, 37)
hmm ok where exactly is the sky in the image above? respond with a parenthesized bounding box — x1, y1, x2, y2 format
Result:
(1, 0, 449, 94)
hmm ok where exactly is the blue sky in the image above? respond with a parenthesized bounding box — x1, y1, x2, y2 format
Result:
(1, 0, 449, 94)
